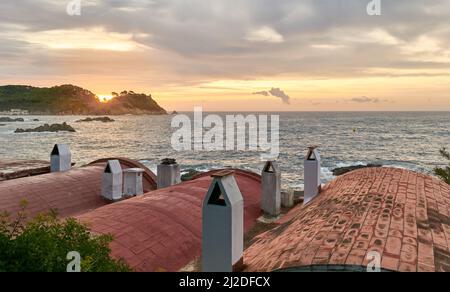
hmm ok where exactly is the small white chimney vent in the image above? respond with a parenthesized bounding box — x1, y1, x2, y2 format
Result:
(101, 160, 123, 201)
(123, 168, 144, 197)
(261, 161, 281, 216)
(281, 189, 294, 208)
(304, 146, 321, 204)
(157, 158, 181, 189)
(50, 144, 72, 172)
(202, 170, 244, 272)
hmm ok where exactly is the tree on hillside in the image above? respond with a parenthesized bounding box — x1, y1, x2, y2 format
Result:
(434, 148, 450, 184)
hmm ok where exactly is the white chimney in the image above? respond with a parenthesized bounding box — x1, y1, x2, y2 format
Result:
(304, 146, 321, 204)
(281, 189, 295, 208)
(101, 160, 123, 201)
(261, 161, 281, 216)
(157, 158, 181, 189)
(50, 144, 71, 172)
(202, 171, 244, 272)
(123, 168, 144, 197)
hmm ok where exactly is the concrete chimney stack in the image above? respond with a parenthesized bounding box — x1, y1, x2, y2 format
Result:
(304, 146, 321, 204)
(202, 171, 244, 272)
(157, 158, 181, 189)
(101, 160, 123, 201)
(123, 168, 144, 197)
(261, 161, 281, 217)
(50, 144, 71, 172)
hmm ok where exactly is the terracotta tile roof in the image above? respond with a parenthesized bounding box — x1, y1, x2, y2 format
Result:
(0, 158, 157, 219)
(244, 167, 450, 272)
(76, 170, 262, 272)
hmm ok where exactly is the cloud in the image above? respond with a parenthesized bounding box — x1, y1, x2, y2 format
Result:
(269, 88, 291, 104)
(1, 0, 450, 98)
(350, 97, 392, 103)
(244, 26, 284, 43)
(351, 96, 379, 103)
(252, 91, 270, 96)
(22, 27, 147, 52)
(253, 88, 291, 104)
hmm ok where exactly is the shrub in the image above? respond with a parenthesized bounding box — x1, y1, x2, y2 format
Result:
(0, 200, 130, 272)
(434, 148, 450, 185)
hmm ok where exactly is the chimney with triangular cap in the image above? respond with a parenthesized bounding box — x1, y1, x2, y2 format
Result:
(304, 146, 322, 204)
(50, 144, 72, 172)
(261, 161, 281, 216)
(202, 170, 244, 272)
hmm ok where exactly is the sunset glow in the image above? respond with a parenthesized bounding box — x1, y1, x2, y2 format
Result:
(1, 1, 449, 111)
(97, 95, 114, 103)
(1, 0, 450, 275)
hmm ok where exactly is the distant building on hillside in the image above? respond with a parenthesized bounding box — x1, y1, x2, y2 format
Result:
(0, 109, 29, 115)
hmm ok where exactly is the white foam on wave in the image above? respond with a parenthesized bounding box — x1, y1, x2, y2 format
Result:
(138, 158, 427, 188)
(321, 166, 336, 183)
(334, 161, 367, 168)
(139, 160, 158, 174)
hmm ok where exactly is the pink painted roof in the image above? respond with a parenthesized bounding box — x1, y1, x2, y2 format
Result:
(76, 170, 262, 272)
(0, 160, 52, 181)
(0, 165, 107, 219)
(244, 167, 450, 272)
(0, 158, 157, 219)
(88, 157, 157, 191)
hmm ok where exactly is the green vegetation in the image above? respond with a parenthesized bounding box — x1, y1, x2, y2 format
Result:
(0, 201, 130, 272)
(0, 84, 167, 115)
(0, 85, 96, 114)
(434, 148, 450, 184)
(110, 91, 166, 114)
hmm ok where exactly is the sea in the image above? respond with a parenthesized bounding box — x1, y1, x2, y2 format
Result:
(1, 112, 449, 189)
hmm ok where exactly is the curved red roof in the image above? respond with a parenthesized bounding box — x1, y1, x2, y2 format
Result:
(76, 170, 262, 272)
(88, 157, 157, 190)
(191, 168, 262, 182)
(244, 167, 450, 272)
(0, 158, 156, 219)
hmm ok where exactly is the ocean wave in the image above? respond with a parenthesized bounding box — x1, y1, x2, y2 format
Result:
(321, 166, 335, 183)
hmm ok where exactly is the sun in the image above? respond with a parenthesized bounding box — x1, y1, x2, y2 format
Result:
(97, 94, 115, 103)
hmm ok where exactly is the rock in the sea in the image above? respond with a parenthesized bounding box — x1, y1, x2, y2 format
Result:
(332, 164, 382, 176)
(32, 119, 40, 121)
(15, 122, 76, 133)
(181, 169, 202, 181)
(161, 158, 177, 165)
(76, 116, 115, 123)
(0, 117, 24, 122)
(171, 111, 179, 115)
(0, 124, 5, 126)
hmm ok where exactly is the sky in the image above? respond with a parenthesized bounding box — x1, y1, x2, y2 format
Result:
(0, 0, 449, 111)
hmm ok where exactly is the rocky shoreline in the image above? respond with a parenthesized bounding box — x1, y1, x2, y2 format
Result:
(0, 117, 24, 122)
(332, 164, 383, 176)
(76, 117, 115, 123)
